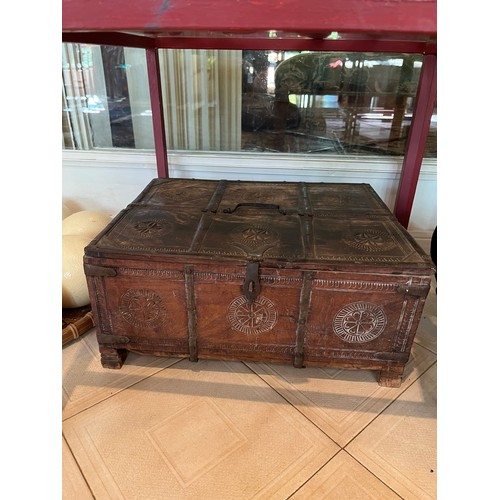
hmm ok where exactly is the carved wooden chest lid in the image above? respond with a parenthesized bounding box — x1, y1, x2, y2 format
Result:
(85, 179, 433, 272)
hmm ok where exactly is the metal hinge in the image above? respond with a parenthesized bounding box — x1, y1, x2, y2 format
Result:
(396, 284, 429, 297)
(97, 333, 130, 344)
(85, 264, 117, 277)
(374, 352, 410, 362)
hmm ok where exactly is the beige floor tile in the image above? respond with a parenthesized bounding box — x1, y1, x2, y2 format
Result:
(290, 450, 400, 499)
(63, 329, 181, 419)
(62, 437, 93, 499)
(414, 280, 437, 354)
(346, 363, 437, 500)
(63, 359, 340, 500)
(248, 343, 436, 447)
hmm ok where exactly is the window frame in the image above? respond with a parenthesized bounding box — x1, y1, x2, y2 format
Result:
(61, 32, 437, 229)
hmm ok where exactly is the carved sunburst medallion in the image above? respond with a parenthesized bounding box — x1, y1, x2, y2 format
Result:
(343, 230, 396, 252)
(230, 225, 279, 255)
(227, 295, 278, 335)
(326, 194, 349, 207)
(333, 302, 387, 343)
(153, 184, 214, 205)
(131, 218, 172, 238)
(119, 288, 167, 328)
(235, 226, 278, 247)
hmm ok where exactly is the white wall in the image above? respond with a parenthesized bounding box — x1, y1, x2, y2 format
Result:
(62, 149, 436, 252)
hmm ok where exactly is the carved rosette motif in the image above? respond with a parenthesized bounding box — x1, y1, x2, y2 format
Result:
(318, 194, 348, 208)
(342, 230, 396, 252)
(156, 185, 214, 204)
(227, 295, 278, 335)
(131, 218, 173, 238)
(230, 225, 279, 255)
(119, 288, 167, 328)
(333, 302, 387, 343)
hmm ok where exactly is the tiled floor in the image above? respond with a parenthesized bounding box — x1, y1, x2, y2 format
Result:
(62, 280, 437, 499)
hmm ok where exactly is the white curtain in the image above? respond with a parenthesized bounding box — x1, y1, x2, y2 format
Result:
(159, 49, 242, 151)
(63, 45, 242, 152)
(124, 48, 155, 149)
(62, 43, 113, 149)
(62, 43, 92, 149)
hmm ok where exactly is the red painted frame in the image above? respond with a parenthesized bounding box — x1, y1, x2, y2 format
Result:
(145, 48, 169, 178)
(62, 0, 436, 37)
(394, 54, 437, 228)
(63, 32, 436, 55)
(62, 0, 436, 228)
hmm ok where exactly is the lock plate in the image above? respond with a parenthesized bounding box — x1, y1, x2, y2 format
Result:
(242, 261, 260, 304)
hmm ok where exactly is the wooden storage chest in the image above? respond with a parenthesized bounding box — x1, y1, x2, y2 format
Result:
(84, 179, 434, 387)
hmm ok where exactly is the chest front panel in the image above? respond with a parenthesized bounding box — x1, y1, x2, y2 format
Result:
(85, 179, 434, 386)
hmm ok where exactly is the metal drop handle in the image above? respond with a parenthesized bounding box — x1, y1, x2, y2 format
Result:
(223, 203, 287, 215)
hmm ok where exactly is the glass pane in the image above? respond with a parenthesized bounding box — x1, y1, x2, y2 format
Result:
(159, 49, 435, 158)
(424, 99, 437, 158)
(242, 50, 424, 156)
(62, 45, 436, 160)
(159, 49, 243, 152)
(62, 43, 154, 150)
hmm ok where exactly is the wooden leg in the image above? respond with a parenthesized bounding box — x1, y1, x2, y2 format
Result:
(100, 346, 128, 369)
(378, 365, 405, 388)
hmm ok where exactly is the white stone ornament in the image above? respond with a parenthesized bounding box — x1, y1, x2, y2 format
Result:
(62, 234, 91, 308)
(62, 203, 72, 220)
(62, 210, 112, 238)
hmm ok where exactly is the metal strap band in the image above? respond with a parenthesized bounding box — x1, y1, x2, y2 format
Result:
(184, 265, 198, 362)
(294, 271, 314, 368)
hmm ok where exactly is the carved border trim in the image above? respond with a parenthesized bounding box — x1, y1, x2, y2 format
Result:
(127, 338, 187, 348)
(118, 267, 184, 278)
(315, 255, 411, 263)
(306, 348, 378, 360)
(313, 278, 401, 292)
(193, 272, 303, 285)
(92, 276, 118, 334)
(200, 343, 295, 355)
(115, 269, 405, 293)
(393, 298, 420, 351)
(193, 271, 244, 281)
(109, 245, 192, 254)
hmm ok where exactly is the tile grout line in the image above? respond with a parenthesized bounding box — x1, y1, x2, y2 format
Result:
(284, 453, 343, 500)
(63, 274, 435, 496)
(62, 357, 186, 422)
(64, 356, 435, 498)
(243, 358, 437, 449)
(241, 360, 345, 447)
(413, 338, 437, 355)
(62, 357, 195, 496)
(342, 448, 405, 500)
(62, 433, 97, 500)
(243, 358, 436, 497)
(342, 359, 437, 450)
(65, 358, 341, 499)
(337, 360, 436, 499)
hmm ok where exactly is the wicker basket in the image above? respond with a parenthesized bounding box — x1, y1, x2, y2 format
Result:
(62, 305, 94, 346)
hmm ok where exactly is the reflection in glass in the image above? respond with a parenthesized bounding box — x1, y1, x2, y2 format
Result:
(240, 50, 434, 156)
(62, 44, 154, 150)
(62, 45, 436, 159)
(159, 49, 242, 151)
